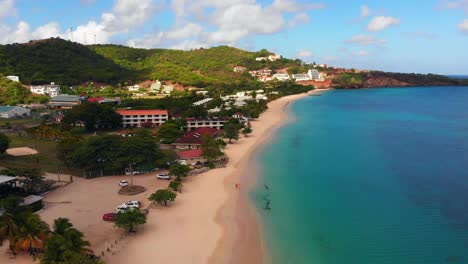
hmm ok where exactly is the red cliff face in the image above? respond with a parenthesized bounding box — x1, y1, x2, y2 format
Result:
(363, 77, 410, 88)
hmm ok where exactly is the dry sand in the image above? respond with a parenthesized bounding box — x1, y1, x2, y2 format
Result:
(0, 89, 328, 264)
(6, 147, 38, 156)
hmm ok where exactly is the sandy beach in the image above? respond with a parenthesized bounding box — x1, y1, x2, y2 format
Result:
(0, 89, 327, 264)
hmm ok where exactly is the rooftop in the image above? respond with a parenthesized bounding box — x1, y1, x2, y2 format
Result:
(0, 175, 16, 185)
(173, 127, 221, 145)
(22, 195, 44, 206)
(0, 106, 24, 113)
(177, 149, 203, 159)
(50, 94, 81, 102)
(116, 109, 168, 116)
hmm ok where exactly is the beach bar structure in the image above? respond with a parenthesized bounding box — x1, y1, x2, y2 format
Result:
(0, 175, 17, 198)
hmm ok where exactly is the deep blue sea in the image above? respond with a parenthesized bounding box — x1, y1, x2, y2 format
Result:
(253, 87, 468, 264)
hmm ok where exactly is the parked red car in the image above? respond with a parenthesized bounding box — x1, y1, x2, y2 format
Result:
(102, 213, 116, 222)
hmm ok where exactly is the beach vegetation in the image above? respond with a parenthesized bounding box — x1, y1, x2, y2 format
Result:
(0, 196, 49, 255)
(201, 134, 223, 161)
(149, 189, 177, 207)
(113, 209, 147, 233)
(169, 163, 190, 181)
(41, 218, 92, 263)
(0, 132, 10, 154)
(224, 123, 240, 143)
(169, 180, 182, 193)
(242, 127, 253, 137)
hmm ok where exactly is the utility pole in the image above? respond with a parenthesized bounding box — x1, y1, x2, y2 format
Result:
(70, 27, 73, 41)
(129, 163, 133, 186)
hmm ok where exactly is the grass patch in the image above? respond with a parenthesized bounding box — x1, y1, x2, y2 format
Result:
(119, 185, 147, 196)
(0, 135, 81, 175)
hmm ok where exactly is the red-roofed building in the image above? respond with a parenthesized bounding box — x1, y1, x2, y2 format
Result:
(172, 127, 221, 150)
(176, 149, 206, 165)
(116, 109, 169, 128)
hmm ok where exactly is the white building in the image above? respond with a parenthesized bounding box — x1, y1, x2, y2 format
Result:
(233, 66, 247, 72)
(162, 85, 174, 94)
(0, 106, 31, 118)
(30, 82, 60, 97)
(255, 57, 268, 61)
(193, 98, 213, 106)
(292, 74, 311, 82)
(186, 118, 227, 130)
(116, 109, 168, 128)
(273, 73, 290, 81)
(307, 69, 320, 81)
(6, 76, 19, 82)
(149, 81, 162, 93)
(268, 54, 281, 61)
(127, 85, 141, 92)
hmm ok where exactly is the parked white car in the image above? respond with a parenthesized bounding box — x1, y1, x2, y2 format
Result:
(119, 180, 129, 187)
(156, 173, 171, 180)
(125, 200, 140, 208)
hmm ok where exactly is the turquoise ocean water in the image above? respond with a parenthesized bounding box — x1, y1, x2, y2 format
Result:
(253, 87, 468, 264)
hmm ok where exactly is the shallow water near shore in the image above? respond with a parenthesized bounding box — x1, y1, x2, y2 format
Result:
(253, 87, 468, 264)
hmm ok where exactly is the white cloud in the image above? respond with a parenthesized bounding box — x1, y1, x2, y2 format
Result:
(0, 0, 15, 19)
(127, 0, 324, 49)
(0, 0, 156, 45)
(296, 50, 313, 59)
(440, 0, 468, 13)
(354, 50, 370, 56)
(367, 16, 400, 31)
(346, 34, 386, 46)
(458, 19, 468, 33)
(360, 5, 371, 18)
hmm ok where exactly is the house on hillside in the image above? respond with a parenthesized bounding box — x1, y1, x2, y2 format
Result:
(49, 95, 82, 109)
(116, 109, 168, 128)
(193, 98, 213, 106)
(6, 76, 19, 82)
(233, 66, 247, 72)
(255, 57, 268, 61)
(292, 74, 311, 82)
(172, 127, 222, 150)
(268, 54, 281, 61)
(0, 106, 31, 118)
(162, 85, 174, 94)
(149, 81, 162, 93)
(30, 82, 60, 97)
(127, 85, 141, 92)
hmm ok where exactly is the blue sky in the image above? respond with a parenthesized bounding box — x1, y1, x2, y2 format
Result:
(0, 0, 467, 74)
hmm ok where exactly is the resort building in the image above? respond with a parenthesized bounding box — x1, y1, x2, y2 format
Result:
(255, 57, 268, 61)
(172, 127, 221, 150)
(30, 82, 61, 97)
(292, 74, 311, 82)
(0, 106, 31, 118)
(273, 73, 291, 81)
(186, 117, 227, 130)
(49, 95, 82, 109)
(6, 75, 19, 82)
(116, 109, 168, 128)
(308, 69, 320, 80)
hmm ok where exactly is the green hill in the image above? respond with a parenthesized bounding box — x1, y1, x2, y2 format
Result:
(0, 38, 132, 85)
(0, 38, 300, 87)
(0, 76, 48, 105)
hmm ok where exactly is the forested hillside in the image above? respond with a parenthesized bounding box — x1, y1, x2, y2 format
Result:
(0, 76, 48, 105)
(0, 38, 132, 85)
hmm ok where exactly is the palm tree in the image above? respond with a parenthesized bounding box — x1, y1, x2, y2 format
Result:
(0, 196, 49, 254)
(15, 213, 49, 253)
(42, 218, 92, 263)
